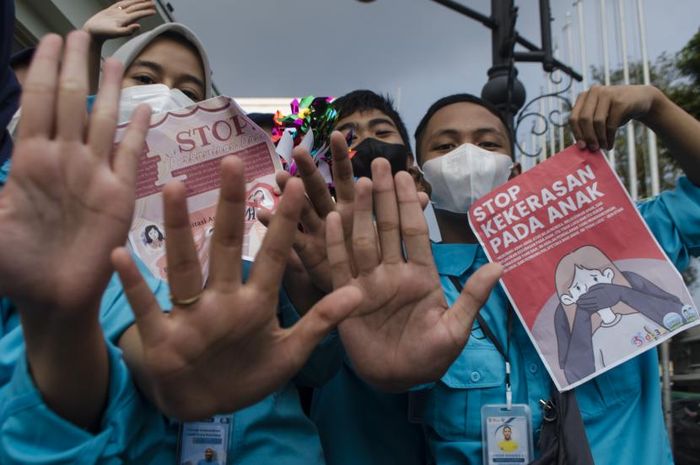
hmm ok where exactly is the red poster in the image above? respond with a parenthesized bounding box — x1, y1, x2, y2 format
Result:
(469, 146, 700, 390)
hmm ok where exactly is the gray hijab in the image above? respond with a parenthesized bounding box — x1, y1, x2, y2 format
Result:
(111, 22, 213, 99)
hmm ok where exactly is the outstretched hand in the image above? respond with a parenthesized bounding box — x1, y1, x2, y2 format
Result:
(0, 31, 151, 428)
(258, 131, 356, 294)
(113, 157, 363, 420)
(0, 31, 151, 324)
(326, 158, 502, 391)
(258, 131, 429, 313)
(83, 0, 158, 42)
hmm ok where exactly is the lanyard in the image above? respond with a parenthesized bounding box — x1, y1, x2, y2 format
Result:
(448, 275, 513, 408)
(448, 276, 597, 464)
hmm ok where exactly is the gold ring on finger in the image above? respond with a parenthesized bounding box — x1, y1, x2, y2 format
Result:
(170, 291, 204, 307)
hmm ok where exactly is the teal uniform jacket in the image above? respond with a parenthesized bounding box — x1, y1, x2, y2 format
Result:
(311, 360, 428, 465)
(412, 176, 700, 465)
(0, 258, 336, 464)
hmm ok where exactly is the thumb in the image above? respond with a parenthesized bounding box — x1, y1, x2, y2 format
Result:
(442, 263, 503, 346)
(283, 285, 362, 365)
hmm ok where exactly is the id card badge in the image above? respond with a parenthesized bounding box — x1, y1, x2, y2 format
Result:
(177, 415, 230, 465)
(482, 404, 534, 465)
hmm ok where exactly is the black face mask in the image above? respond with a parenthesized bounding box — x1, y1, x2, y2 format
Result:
(351, 138, 411, 178)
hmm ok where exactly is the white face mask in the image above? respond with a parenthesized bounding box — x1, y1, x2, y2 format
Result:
(422, 143, 512, 214)
(118, 84, 195, 123)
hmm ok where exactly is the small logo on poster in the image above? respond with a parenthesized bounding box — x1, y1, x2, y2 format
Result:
(663, 312, 683, 330)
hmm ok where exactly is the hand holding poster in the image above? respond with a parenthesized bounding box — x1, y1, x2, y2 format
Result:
(114, 96, 281, 282)
(469, 146, 700, 391)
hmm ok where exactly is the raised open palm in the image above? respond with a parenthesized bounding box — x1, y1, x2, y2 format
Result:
(258, 131, 356, 294)
(0, 31, 150, 320)
(112, 157, 362, 420)
(326, 158, 503, 391)
(0, 31, 151, 429)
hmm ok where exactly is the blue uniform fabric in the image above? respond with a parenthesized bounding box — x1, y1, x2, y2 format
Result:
(311, 360, 428, 465)
(412, 176, 700, 465)
(0, 259, 176, 464)
(0, 259, 332, 464)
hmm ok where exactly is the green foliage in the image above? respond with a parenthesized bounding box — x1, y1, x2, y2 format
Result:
(670, 28, 700, 120)
(676, 29, 700, 85)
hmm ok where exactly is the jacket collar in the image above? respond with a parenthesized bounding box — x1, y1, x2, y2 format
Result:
(431, 242, 483, 277)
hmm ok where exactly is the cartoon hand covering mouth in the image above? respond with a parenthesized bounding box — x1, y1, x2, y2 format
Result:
(554, 245, 689, 383)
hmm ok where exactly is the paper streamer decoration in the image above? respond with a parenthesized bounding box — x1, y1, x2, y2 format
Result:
(272, 96, 338, 184)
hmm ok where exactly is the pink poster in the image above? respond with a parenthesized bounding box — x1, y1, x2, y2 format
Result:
(114, 96, 281, 282)
(469, 146, 700, 390)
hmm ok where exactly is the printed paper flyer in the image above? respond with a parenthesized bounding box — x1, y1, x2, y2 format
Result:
(468, 146, 700, 391)
(114, 96, 281, 282)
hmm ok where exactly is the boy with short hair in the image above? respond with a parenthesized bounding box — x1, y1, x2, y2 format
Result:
(407, 87, 700, 465)
(333, 89, 411, 148)
(310, 89, 428, 465)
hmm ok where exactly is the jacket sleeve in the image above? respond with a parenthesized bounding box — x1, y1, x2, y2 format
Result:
(0, 256, 174, 464)
(0, 341, 174, 465)
(638, 177, 700, 271)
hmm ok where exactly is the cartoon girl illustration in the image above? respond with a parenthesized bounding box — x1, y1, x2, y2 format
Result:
(248, 188, 274, 210)
(553, 245, 692, 383)
(144, 224, 165, 250)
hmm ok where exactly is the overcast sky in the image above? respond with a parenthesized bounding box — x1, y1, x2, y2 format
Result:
(166, 0, 699, 151)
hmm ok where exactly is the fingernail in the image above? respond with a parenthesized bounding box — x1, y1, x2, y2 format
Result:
(577, 140, 586, 149)
(590, 144, 599, 152)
